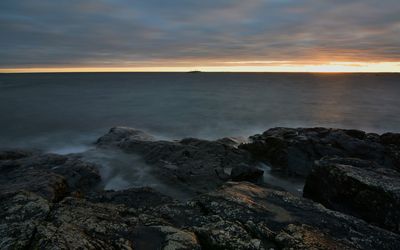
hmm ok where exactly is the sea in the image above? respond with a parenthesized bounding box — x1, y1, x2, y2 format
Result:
(1, 72, 399, 195)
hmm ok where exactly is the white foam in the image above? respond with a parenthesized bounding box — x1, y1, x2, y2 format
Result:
(104, 175, 130, 190)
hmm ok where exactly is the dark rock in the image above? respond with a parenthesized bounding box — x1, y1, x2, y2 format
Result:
(313, 156, 382, 169)
(230, 164, 264, 182)
(0, 191, 51, 249)
(0, 149, 37, 160)
(385, 144, 400, 171)
(274, 224, 353, 249)
(194, 218, 263, 249)
(214, 167, 230, 181)
(31, 196, 200, 249)
(96, 126, 155, 146)
(0, 161, 68, 201)
(86, 187, 174, 210)
(0, 151, 101, 201)
(379, 133, 400, 171)
(0, 191, 197, 249)
(240, 127, 398, 177)
(216, 136, 249, 148)
(155, 182, 400, 249)
(1, 181, 399, 249)
(96, 127, 256, 195)
(381, 132, 400, 146)
(2, 127, 400, 249)
(49, 156, 101, 192)
(343, 129, 367, 140)
(304, 157, 400, 233)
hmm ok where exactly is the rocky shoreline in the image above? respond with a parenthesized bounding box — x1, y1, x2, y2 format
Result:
(1, 127, 400, 249)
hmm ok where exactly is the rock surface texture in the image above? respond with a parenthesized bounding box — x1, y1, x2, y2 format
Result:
(96, 127, 262, 195)
(0, 150, 101, 201)
(2, 181, 399, 249)
(1, 126, 400, 249)
(303, 157, 400, 234)
(240, 127, 400, 176)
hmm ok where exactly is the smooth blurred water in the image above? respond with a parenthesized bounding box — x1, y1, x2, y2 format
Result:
(1, 72, 399, 152)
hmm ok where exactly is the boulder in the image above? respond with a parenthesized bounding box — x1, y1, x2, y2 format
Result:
(96, 128, 257, 195)
(216, 136, 249, 148)
(0, 149, 37, 160)
(303, 157, 400, 233)
(240, 127, 399, 177)
(381, 132, 400, 146)
(96, 126, 155, 146)
(230, 164, 264, 182)
(0, 150, 101, 201)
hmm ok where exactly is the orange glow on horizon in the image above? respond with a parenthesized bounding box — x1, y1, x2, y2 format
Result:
(1, 61, 399, 73)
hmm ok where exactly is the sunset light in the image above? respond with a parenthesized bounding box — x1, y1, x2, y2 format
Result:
(1, 61, 399, 73)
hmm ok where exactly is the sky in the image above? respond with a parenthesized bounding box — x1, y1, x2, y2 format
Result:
(1, 0, 400, 72)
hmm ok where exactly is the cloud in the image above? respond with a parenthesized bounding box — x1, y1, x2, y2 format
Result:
(0, 0, 399, 68)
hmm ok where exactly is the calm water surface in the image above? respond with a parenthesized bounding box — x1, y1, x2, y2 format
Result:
(1, 72, 399, 151)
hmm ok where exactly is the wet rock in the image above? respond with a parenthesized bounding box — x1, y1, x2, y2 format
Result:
(216, 136, 249, 148)
(385, 144, 400, 171)
(313, 156, 381, 169)
(214, 167, 231, 181)
(191, 182, 400, 249)
(381, 132, 400, 147)
(2, 170, 68, 202)
(230, 164, 264, 182)
(240, 127, 398, 177)
(150, 182, 400, 249)
(303, 157, 400, 234)
(96, 126, 155, 146)
(381, 133, 400, 171)
(0, 149, 37, 160)
(96, 128, 256, 195)
(0, 151, 101, 201)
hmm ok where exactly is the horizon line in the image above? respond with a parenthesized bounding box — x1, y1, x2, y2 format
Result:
(1, 71, 399, 74)
(1, 62, 400, 74)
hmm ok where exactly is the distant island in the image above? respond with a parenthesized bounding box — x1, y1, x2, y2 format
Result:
(187, 70, 201, 73)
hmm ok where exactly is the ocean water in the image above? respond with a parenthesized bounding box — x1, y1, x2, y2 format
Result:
(1, 72, 399, 151)
(1, 72, 399, 194)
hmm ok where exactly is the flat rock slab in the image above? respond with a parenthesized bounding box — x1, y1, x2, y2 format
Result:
(154, 182, 400, 249)
(304, 157, 400, 234)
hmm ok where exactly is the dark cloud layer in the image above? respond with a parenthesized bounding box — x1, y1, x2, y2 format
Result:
(0, 0, 399, 68)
